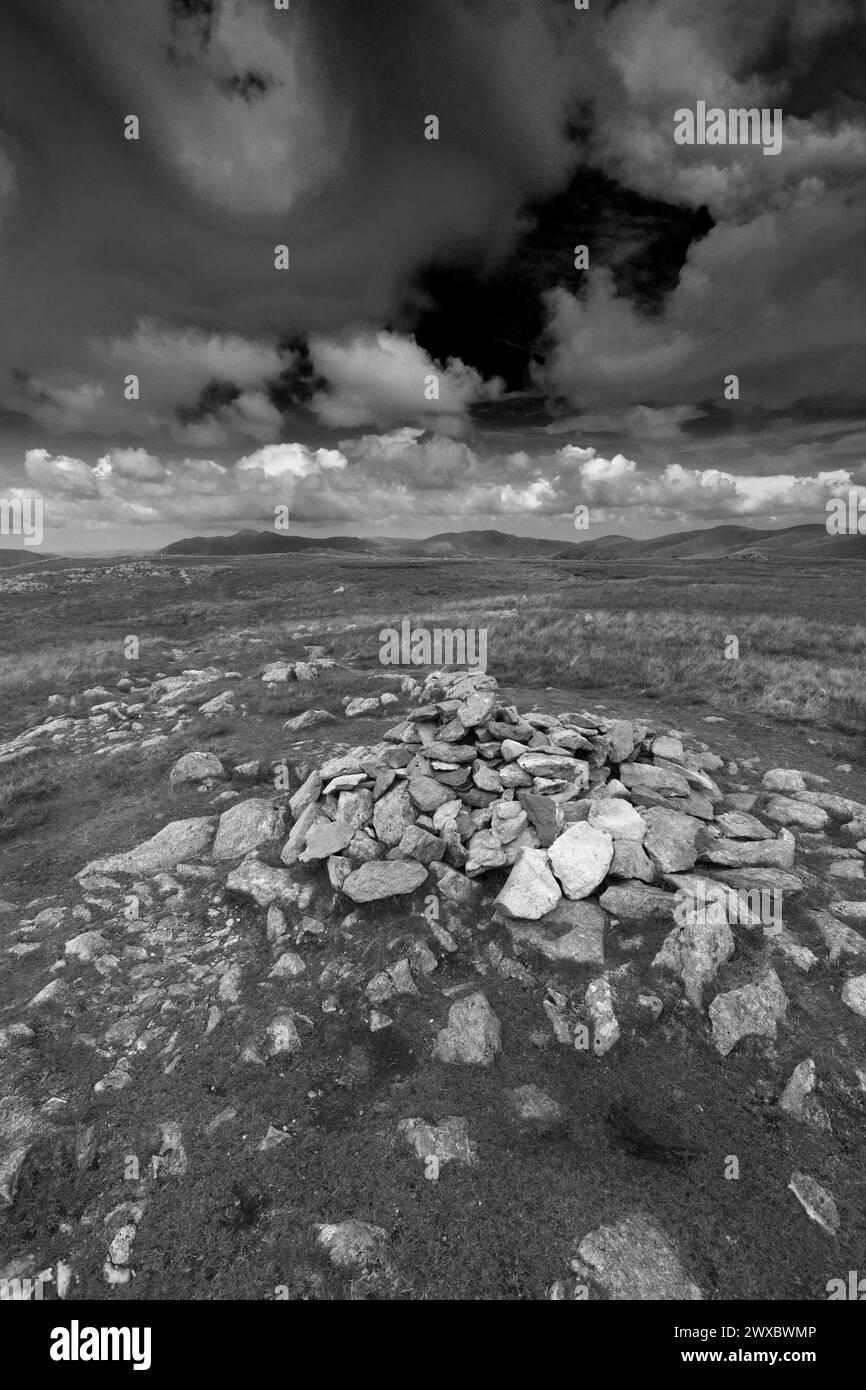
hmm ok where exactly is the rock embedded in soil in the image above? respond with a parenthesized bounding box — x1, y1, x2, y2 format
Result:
(315, 1220, 387, 1270)
(787, 1172, 840, 1236)
(396, 1116, 477, 1168)
(709, 969, 788, 1055)
(585, 977, 620, 1054)
(841, 974, 866, 1018)
(226, 861, 313, 911)
(572, 1212, 703, 1300)
(504, 1084, 565, 1131)
(169, 751, 226, 790)
(779, 1059, 831, 1131)
(652, 912, 735, 1009)
(79, 817, 215, 876)
(433, 991, 502, 1066)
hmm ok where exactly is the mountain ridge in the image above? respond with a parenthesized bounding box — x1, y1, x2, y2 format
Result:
(158, 522, 866, 561)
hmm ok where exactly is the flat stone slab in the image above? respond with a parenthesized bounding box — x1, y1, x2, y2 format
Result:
(300, 818, 355, 862)
(599, 882, 676, 923)
(342, 859, 428, 902)
(79, 817, 215, 876)
(225, 861, 312, 910)
(701, 830, 795, 870)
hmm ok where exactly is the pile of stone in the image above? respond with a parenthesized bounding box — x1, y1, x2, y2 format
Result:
(281, 667, 792, 917)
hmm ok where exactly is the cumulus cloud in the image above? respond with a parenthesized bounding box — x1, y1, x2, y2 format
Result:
(236, 442, 347, 480)
(99, 320, 284, 394)
(309, 331, 503, 435)
(19, 433, 864, 542)
(539, 186, 866, 411)
(96, 448, 166, 482)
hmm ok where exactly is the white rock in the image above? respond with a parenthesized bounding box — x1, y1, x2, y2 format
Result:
(548, 823, 614, 900)
(494, 848, 562, 920)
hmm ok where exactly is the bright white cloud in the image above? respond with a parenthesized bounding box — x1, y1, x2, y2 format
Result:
(309, 330, 503, 436)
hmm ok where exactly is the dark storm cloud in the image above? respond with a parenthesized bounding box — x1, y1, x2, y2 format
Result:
(0, 0, 864, 546)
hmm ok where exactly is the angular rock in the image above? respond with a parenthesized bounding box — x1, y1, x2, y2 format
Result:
(788, 1172, 839, 1236)
(169, 751, 225, 790)
(282, 709, 334, 733)
(342, 859, 428, 902)
(315, 1220, 387, 1269)
(79, 818, 215, 876)
(265, 1012, 301, 1057)
(299, 818, 355, 862)
(609, 840, 656, 883)
(213, 800, 283, 860)
(809, 910, 866, 964)
(701, 829, 795, 870)
(396, 1116, 477, 1168)
(585, 977, 620, 1055)
(599, 883, 675, 924)
(503, 1084, 564, 1131)
(709, 969, 788, 1055)
(226, 861, 312, 911)
(408, 775, 455, 814)
(396, 825, 446, 865)
(548, 823, 614, 900)
(518, 792, 564, 847)
(779, 1059, 830, 1131)
(433, 992, 501, 1066)
(588, 799, 646, 842)
(841, 974, 866, 1018)
(573, 1212, 703, 1300)
(715, 810, 773, 840)
(763, 796, 829, 831)
(642, 808, 702, 873)
(652, 915, 735, 1009)
(289, 771, 322, 819)
(373, 782, 415, 848)
(762, 768, 807, 793)
(620, 763, 690, 797)
(494, 848, 562, 920)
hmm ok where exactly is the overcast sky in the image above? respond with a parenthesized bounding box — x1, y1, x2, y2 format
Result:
(1, 0, 865, 551)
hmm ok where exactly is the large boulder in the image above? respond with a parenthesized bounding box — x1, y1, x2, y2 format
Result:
(213, 800, 283, 860)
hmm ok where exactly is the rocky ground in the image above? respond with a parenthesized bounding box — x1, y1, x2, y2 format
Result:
(1, 655, 865, 1301)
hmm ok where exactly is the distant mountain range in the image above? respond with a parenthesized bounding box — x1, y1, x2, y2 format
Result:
(159, 522, 866, 561)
